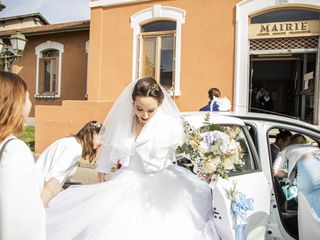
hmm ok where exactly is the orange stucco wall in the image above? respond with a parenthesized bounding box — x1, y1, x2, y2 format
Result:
(35, 100, 112, 152)
(36, 0, 241, 152)
(88, 0, 240, 111)
(12, 30, 89, 116)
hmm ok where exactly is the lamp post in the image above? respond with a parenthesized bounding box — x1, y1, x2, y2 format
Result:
(0, 31, 27, 72)
(0, 0, 5, 11)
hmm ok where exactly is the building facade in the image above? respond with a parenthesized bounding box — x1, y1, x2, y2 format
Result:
(235, 0, 320, 124)
(0, 14, 89, 117)
(35, 0, 320, 152)
(0, 13, 49, 31)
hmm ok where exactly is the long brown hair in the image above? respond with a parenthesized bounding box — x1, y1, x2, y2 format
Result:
(0, 71, 28, 142)
(74, 120, 102, 162)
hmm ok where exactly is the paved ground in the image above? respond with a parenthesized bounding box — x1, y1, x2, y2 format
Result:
(68, 159, 113, 184)
(70, 161, 97, 184)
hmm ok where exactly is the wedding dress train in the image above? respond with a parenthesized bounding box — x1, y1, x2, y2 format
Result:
(46, 156, 219, 240)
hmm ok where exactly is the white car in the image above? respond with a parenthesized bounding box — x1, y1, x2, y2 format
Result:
(181, 112, 320, 240)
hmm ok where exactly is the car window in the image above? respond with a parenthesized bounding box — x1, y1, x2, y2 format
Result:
(245, 124, 258, 151)
(224, 126, 259, 176)
(176, 125, 259, 176)
(268, 128, 320, 163)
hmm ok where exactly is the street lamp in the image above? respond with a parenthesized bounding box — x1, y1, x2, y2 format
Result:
(0, 31, 27, 72)
(0, 0, 5, 11)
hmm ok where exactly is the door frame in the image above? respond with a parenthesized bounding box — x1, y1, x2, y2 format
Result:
(249, 50, 320, 124)
(234, 0, 320, 115)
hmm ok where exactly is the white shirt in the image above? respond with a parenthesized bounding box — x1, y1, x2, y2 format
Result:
(0, 136, 45, 240)
(209, 96, 231, 112)
(273, 144, 319, 180)
(36, 136, 82, 188)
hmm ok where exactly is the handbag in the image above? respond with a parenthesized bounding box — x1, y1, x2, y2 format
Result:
(281, 183, 298, 201)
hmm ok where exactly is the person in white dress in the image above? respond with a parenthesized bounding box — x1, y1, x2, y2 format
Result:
(0, 71, 45, 240)
(36, 120, 102, 207)
(46, 77, 219, 240)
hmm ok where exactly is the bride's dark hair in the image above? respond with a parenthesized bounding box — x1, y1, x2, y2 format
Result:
(132, 77, 164, 105)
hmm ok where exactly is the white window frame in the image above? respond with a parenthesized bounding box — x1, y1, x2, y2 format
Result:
(85, 40, 89, 98)
(35, 41, 64, 98)
(131, 4, 186, 96)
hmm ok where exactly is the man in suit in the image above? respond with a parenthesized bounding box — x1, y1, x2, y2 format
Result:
(199, 88, 231, 112)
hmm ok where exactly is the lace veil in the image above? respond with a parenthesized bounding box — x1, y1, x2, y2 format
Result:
(96, 80, 182, 173)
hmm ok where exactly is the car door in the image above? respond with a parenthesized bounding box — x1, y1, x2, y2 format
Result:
(243, 119, 291, 240)
(182, 113, 270, 240)
(242, 117, 320, 240)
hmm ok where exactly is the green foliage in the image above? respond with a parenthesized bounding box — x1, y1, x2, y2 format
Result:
(200, 113, 222, 133)
(225, 181, 238, 201)
(20, 126, 35, 151)
(177, 113, 244, 182)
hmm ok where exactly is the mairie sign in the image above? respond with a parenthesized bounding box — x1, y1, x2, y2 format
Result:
(249, 20, 320, 39)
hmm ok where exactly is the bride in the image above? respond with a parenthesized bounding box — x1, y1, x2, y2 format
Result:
(46, 77, 219, 240)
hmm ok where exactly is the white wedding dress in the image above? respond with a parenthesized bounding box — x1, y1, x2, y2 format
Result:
(46, 81, 219, 240)
(46, 154, 218, 240)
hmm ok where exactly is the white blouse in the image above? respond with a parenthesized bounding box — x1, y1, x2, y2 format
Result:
(0, 136, 45, 240)
(273, 144, 319, 179)
(36, 136, 82, 188)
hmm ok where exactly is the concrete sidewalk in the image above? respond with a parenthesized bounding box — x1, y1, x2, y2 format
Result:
(70, 160, 98, 184)
(68, 159, 113, 184)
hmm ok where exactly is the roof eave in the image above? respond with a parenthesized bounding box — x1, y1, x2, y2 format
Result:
(0, 21, 90, 38)
(0, 12, 49, 25)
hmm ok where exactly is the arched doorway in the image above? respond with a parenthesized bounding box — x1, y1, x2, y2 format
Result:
(234, 0, 320, 124)
(248, 8, 320, 124)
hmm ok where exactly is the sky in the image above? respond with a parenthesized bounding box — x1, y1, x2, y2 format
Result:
(0, 0, 90, 24)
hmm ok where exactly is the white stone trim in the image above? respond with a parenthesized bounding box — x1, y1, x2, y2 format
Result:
(35, 41, 64, 98)
(235, 0, 320, 113)
(90, 0, 151, 8)
(85, 40, 89, 54)
(85, 40, 89, 98)
(130, 4, 186, 96)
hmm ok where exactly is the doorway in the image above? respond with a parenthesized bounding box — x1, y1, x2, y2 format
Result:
(249, 53, 318, 124)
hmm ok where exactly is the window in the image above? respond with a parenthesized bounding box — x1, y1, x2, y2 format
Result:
(35, 41, 64, 98)
(130, 4, 186, 96)
(139, 21, 176, 90)
(177, 125, 259, 175)
(251, 8, 320, 24)
(226, 125, 259, 176)
(38, 50, 59, 95)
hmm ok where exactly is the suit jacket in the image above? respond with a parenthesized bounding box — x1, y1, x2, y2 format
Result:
(199, 101, 219, 111)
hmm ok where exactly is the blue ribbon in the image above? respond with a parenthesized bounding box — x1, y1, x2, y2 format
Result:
(231, 192, 254, 240)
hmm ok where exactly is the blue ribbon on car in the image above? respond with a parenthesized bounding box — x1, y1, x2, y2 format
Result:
(231, 192, 254, 240)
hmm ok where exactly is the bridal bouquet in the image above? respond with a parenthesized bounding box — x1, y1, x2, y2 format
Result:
(176, 113, 244, 182)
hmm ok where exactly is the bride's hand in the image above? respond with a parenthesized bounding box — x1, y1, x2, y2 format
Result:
(97, 172, 107, 182)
